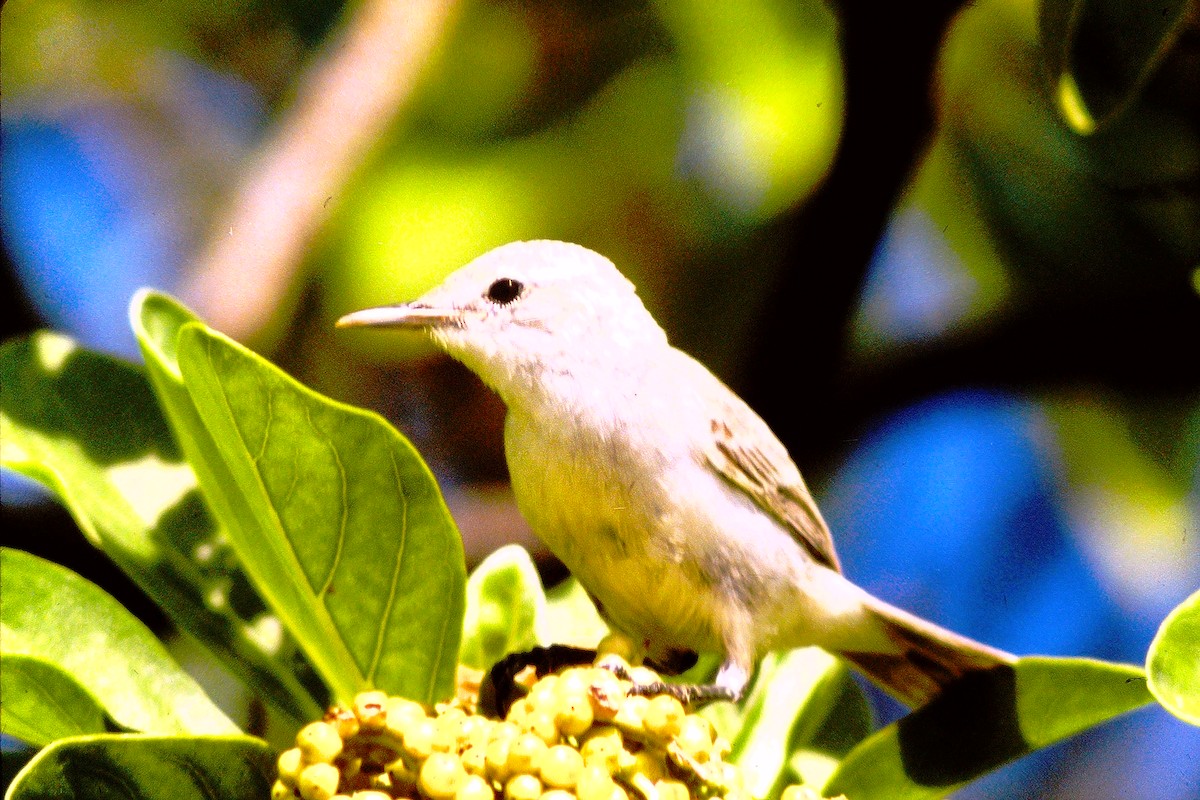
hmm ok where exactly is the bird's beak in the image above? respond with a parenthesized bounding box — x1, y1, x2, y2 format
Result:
(336, 303, 455, 330)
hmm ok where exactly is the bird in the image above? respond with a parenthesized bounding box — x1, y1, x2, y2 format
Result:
(338, 240, 1013, 707)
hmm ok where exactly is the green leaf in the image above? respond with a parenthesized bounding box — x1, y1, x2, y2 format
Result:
(716, 648, 869, 797)
(4, 734, 274, 800)
(1147, 589, 1200, 726)
(134, 291, 465, 705)
(1039, 0, 1193, 133)
(0, 655, 112, 746)
(823, 656, 1152, 799)
(0, 330, 323, 727)
(540, 578, 609, 649)
(0, 548, 236, 737)
(461, 545, 545, 672)
(784, 660, 872, 790)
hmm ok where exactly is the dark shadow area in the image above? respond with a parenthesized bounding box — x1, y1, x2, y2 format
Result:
(896, 664, 1026, 786)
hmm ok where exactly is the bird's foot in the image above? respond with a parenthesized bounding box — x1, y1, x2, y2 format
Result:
(597, 655, 739, 706)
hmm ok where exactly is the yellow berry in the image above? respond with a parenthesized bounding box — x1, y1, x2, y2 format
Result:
(354, 691, 389, 731)
(507, 732, 549, 776)
(460, 715, 492, 749)
(461, 744, 488, 776)
(521, 710, 559, 746)
(724, 790, 753, 800)
(612, 695, 649, 733)
(587, 671, 627, 723)
(674, 716, 712, 759)
(419, 752, 468, 799)
(643, 695, 685, 741)
(278, 747, 305, 785)
(403, 717, 440, 761)
(485, 736, 514, 783)
(435, 713, 467, 751)
(505, 774, 543, 800)
(540, 791, 576, 800)
(296, 721, 344, 764)
(608, 784, 629, 800)
(555, 691, 595, 738)
(456, 774, 496, 800)
(575, 765, 617, 800)
(386, 697, 428, 735)
(489, 721, 521, 744)
(579, 726, 623, 773)
(506, 698, 533, 726)
(298, 762, 340, 800)
(271, 780, 295, 800)
(351, 792, 393, 800)
(539, 744, 584, 789)
(527, 675, 560, 713)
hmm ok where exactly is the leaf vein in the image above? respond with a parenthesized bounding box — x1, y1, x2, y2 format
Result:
(367, 449, 408, 683)
(425, 520, 455, 704)
(317, 406, 348, 600)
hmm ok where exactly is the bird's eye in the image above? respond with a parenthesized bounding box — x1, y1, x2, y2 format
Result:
(485, 277, 524, 305)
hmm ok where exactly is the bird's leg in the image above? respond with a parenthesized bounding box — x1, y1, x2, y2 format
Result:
(481, 644, 597, 716)
(598, 658, 748, 706)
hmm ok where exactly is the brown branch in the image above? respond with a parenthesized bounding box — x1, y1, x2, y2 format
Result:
(181, 0, 459, 342)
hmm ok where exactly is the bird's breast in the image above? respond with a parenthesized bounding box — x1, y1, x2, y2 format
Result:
(502, 406, 725, 652)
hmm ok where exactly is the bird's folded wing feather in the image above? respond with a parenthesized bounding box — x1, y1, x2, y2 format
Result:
(703, 395, 841, 572)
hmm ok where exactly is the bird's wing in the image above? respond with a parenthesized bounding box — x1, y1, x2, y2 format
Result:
(703, 391, 841, 572)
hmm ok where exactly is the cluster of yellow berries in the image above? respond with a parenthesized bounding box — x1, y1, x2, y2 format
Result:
(271, 658, 840, 800)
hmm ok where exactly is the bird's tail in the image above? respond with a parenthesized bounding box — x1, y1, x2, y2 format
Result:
(839, 595, 1015, 708)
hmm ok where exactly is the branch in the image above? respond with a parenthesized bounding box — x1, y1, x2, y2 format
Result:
(181, 0, 459, 342)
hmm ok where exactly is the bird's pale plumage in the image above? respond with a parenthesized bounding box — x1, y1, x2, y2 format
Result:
(339, 240, 1013, 706)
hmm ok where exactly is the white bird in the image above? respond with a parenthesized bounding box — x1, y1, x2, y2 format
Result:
(339, 240, 1013, 706)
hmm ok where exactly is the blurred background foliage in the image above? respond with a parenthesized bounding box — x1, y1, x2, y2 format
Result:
(1, 0, 1197, 797)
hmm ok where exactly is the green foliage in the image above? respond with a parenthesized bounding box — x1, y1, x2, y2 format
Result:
(823, 658, 1151, 799)
(6, 735, 274, 800)
(131, 291, 466, 706)
(0, 655, 112, 747)
(1147, 589, 1200, 726)
(460, 545, 545, 672)
(0, 548, 236, 739)
(0, 329, 323, 727)
(0, 293, 1167, 798)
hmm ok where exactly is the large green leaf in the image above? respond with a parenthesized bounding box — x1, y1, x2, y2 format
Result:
(0, 331, 323, 727)
(460, 545, 544, 672)
(0, 655, 112, 746)
(1039, 0, 1193, 133)
(822, 656, 1153, 799)
(1147, 589, 1200, 726)
(132, 290, 465, 705)
(4, 734, 274, 800)
(0, 548, 235, 737)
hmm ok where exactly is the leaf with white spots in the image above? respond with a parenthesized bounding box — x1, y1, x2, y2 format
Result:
(0, 331, 322, 727)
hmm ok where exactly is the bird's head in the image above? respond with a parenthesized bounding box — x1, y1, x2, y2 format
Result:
(337, 240, 668, 398)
